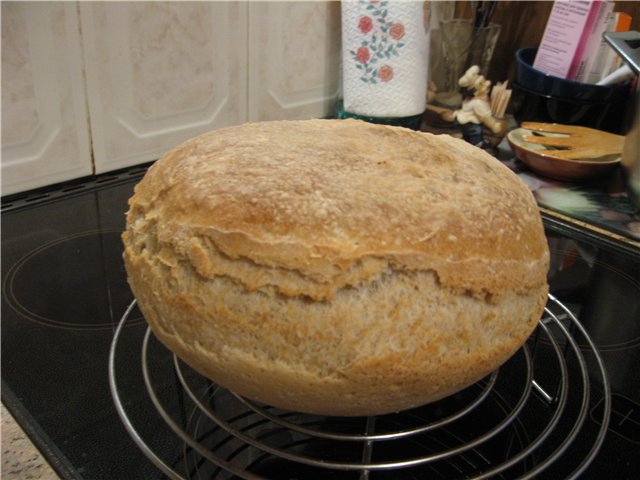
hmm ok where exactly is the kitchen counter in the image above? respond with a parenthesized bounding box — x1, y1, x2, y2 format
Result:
(2, 404, 59, 480)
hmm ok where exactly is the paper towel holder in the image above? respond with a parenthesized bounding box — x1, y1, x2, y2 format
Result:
(336, 100, 424, 130)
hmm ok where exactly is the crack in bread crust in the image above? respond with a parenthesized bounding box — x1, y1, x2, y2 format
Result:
(125, 211, 545, 302)
(125, 240, 546, 415)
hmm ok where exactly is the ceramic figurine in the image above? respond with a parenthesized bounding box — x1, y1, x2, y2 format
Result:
(451, 66, 506, 147)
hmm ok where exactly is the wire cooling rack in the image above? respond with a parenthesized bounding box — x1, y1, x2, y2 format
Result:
(109, 294, 610, 479)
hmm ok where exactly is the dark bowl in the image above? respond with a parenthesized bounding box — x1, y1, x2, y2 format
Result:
(515, 48, 631, 102)
(511, 81, 627, 134)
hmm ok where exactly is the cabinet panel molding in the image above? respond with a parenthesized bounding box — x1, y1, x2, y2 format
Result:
(1, 2, 92, 196)
(80, 1, 248, 174)
(249, 1, 341, 121)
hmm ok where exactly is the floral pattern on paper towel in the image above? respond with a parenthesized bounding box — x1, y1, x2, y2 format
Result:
(349, 0, 405, 84)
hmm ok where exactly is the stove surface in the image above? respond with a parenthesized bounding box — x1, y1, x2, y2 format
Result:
(2, 171, 639, 479)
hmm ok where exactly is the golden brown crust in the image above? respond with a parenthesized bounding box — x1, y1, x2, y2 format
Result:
(123, 119, 550, 416)
(128, 119, 548, 299)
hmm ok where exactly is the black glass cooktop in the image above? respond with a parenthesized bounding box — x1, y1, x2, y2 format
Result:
(2, 168, 639, 479)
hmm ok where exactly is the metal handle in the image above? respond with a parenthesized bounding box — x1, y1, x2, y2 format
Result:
(604, 31, 640, 74)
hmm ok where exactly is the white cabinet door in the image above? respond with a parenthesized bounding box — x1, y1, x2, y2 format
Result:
(1, 2, 92, 196)
(248, 1, 341, 121)
(80, 1, 248, 174)
(1, 2, 341, 195)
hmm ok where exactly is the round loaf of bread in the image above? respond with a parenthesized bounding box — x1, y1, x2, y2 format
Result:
(122, 119, 549, 416)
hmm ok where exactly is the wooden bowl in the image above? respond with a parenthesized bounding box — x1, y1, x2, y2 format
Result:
(507, 128, 621, 181)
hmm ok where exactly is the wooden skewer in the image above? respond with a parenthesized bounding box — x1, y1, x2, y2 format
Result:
(490, 82, 511, 118)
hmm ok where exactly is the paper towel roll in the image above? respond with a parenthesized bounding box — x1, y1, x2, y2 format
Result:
(342, 0, 430, 117)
